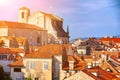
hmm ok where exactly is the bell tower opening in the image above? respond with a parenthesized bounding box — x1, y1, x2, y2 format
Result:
(21, 12, 25, 18)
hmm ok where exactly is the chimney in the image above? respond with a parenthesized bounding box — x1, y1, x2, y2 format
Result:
(69, 61, 74, 70)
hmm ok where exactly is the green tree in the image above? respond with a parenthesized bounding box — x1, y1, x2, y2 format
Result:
(0, 40, 4, 47)
(26, 76, 32, 80)
(0, 65, 5, 80)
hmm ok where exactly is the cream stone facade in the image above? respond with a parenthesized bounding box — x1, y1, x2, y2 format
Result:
(64, 71, 96, 80)
(0, 21, 47, 46)
(18, 6, 69, 44)
(22, 58, 52, 80)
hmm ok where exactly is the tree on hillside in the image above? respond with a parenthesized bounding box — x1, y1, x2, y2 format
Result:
(0, 64, 5, 80)
(0, 40, 5, 47)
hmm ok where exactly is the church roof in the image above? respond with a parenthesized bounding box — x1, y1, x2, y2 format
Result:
(37, 11, 63, 21)
(19, 6, 30, 10)
(0, 21, 46, 31)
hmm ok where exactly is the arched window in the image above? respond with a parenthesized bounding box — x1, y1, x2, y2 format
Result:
(21, 12, 25, 18)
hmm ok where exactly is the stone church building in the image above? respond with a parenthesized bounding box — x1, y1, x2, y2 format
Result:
(0, 21, 47, 46)
(0, 6, 69, 48)
(18, 6, 69, 44)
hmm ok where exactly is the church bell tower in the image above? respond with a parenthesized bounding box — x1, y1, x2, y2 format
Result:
(18, 6, 30, 23)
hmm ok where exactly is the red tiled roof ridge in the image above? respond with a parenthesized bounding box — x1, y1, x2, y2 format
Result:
(110, 55, 120, 63)
(10, 48, 25, 53)
(99, 37, 120, 43)
(25, 44, 70, 58)
(82, 69, 100, 80)
(0, 21, 46, 31)
(8, 54, 23, 67)
(0, 48, 12, 54)
(87, 67, 117, 79)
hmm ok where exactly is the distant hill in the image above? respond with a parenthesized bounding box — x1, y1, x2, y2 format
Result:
(70, 37, 88, 42)
(114, 35, 120, 38)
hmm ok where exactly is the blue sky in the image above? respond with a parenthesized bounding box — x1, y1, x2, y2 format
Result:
(0, 0, 120, 39)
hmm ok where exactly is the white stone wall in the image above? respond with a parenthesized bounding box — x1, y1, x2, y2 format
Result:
(28, 12, 45, 29)
(77, 49, 86, 55)
(11, 67, 23, 80)
(0, 60, 12, 73)
(0, 28, 8, 36)
(45, 16, 57, 38)
(28, 12, 57, 39)
(18, 8, 69, 44)
(18, 10, 30, 23)
(58, 37, 69, 44)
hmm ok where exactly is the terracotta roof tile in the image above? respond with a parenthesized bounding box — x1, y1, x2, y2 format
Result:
(10, 48, 25, 54)
(68, 55, 75, 61)
(0, 48, 12, 54)
(8, 55, 23, 67)
(63, 55, 87, 70)
(25, 44, 68, 58)
(0, 21, 46, 31)
(86, 67, 117, 80)
(110, 55, 120, 64)
(99, 38, 120, 43)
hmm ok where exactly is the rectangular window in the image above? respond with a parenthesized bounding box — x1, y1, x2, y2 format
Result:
(14, 68, 21, 72)
(2, 55, 7, 60)
(16, 78, 21, 80)
(43, 62, 48, 70)
(0, 55, 1, 60)
(37, 37, 40, 43)
(29, 62, 34, 69)
(35, 77, 39, 80)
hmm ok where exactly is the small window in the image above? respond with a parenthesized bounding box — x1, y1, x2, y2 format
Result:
(37, 17, 39, 19)
(21, 12, 25, 18)
(35, 77, 39, 80)
(0, 55, 1, 60)
(2, 55, 7, 60)
(43, 62, 48, 70)
(81, 51, 83, 54)
(14, 68, 21, 72)
(37, 21, 39, 24)
(29, 62, 34, 69)
(37, 36, 40, 43)
(16, 78, 21, 80)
